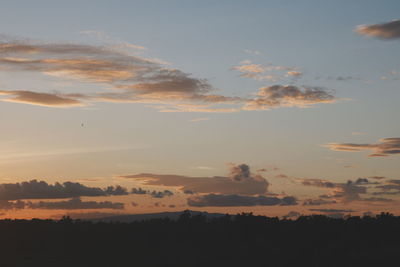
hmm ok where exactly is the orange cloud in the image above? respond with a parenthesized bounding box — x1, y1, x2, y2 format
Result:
(0, 90, 84, 107)
(327, 138, 400, 157)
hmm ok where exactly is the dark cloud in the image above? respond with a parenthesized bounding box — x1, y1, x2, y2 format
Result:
(300, 179, 336, 188)
(131, 187, 148, 194)
(122, 164, 269, 195)
(361, 197, 393, 202)
(187, 194, 297, 207)
(303, 198, 337, 206)
(244, 85, 335, 110)
(0, 180, 128, 200)
(150, 190, 174, 198)
(229, 163, 251, 181)
(0, 200, 26, 210)
(356, 20, 400, 39)
(131, 187, 174, 198)
(327, 138, 400, 157)
(0, 198, 124, 210)
(374, 180, 400, 195)
(104, 185, 129, 195)
(27, 198, 124, 210)
(309, 208, 355, 213)
(300, 178, 375, 203)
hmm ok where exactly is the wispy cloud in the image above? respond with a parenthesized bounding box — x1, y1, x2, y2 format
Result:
(0, 40, 237, 111)
(232, 60, 302, 82)
(356, 19, 400, 39)
(0, 38, 337, 113)
(189, 117, 210, 122)
(327, 138, 400, 157)
(244, 49, 261, 55)
(0, 90, 85, 107)
(243, 85, 335, 110)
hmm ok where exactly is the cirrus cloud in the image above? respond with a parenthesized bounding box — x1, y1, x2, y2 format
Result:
(327, 138, 400, 157)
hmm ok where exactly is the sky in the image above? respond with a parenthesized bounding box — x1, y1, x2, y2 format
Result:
(0, 0, 399, 219)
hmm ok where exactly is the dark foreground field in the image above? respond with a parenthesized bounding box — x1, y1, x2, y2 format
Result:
(1, 211, 399, 267)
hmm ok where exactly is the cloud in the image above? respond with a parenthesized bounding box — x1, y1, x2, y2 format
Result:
(374, 180, 400, 194)
(121, 163, 269, 195)
(150, 190, 174, 198)
(356, 20, 400, 39)
(327, 138, 400, 157)
(0, 40, 240, 111)
(299, 178, 336, 188)
(0, 90, 84, 107)
(0, 198, 124, 210)
(0, 39, 338, 113)
(27, 198, 124, 210)
(286, 71, 302, 77)
(233, 63, 265, 74)
(0, 200, 26, 210)
(370, 176, 386, 180)
(131, 187, 148, 194)
(309, 208, 355, 213)
(131, 187, 174, 198)
(300, 178, 377, 203)
(232, 60, 301, 82)
(303, 198, 337, 206)
(0, 180, 128, 200)
(243, 85, 335, 110)
(187, 194, 297, 207)
(282, 211, 301, 219)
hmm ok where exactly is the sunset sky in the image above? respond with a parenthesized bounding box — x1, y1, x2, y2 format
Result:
(1, 0, 400, 219)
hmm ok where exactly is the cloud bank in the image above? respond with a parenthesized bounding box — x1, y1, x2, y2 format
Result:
(0, 180, 128, 200)
(187, 194, 297, 207)
(122, 163, 269, 196)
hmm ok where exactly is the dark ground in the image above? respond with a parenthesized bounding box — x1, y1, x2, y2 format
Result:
(1, 211, 399, 267)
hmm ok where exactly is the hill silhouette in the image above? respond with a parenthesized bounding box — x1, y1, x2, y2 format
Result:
(89, 210, 226, 222)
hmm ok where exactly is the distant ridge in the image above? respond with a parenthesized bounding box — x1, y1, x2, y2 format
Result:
(89, 210, 227, 223)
